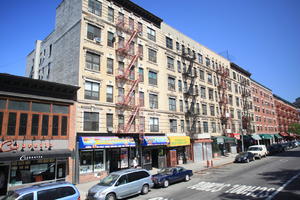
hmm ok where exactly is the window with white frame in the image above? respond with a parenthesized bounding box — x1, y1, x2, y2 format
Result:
(149, 93, 158, 109)
(85, 81, 99, 100)
(108, 7, 114, 22)
(147, 27, 156, 41)
(148, 49, 157, 63)
(168, 77, 176, 91)
(170, 119, 177, 133)
(84, 112, 99, 131)
(106, 85, 113, 102)
(169, 97, 176, 111)
(167, 56, 174, 70)
(166, 37, 173, 49)
(203, 121, 209, 133)
(148, 71, 157, 85)
(86, 52, 100, 71)
(87, 24, 101, 40)
(150, 117, 159, 132)
(88, 0, 102, 16)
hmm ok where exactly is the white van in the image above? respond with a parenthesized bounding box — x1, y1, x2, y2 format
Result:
(247, 145, 268, 159)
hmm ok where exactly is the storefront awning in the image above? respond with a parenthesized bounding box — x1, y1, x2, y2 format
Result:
(279, 132, 289, 137)
(251, 134, 262, 140)
(78, 136, 135, 149)
(213, 136, 236, 144)
(0, 149, 72, 162)
(142, 136, 169, 146)
(168, 136, 190, 147)
(229, 133, 241, 140)
(259, 134, 274, 140)
(274, 134, 283, 139)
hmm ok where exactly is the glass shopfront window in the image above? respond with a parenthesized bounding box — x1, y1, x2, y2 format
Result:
(9, 158, 66, 187)
(80, 149, 105, 174)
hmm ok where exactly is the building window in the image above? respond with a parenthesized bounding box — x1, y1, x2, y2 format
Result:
(0, 112, 4, 135)
(106, 113, 113, 130)
(86, 52, 100, 71)
(199, 69, 205, 80)
(128, 17, 134, 31)
(148, 71, 157, 85)
(233, 71, 236, 80)
(167, 57, 174, 70)
(87, 24, 101, 40)
(202, 104, 207, 115)
(41, 115, 49, 136)
(7, 112, 17, 136)
(177, 61, 181, 72)
(107, 31, 115, 47)
(106, 85, 113, 102)
(168, 77, 176, 91)
(196, 103, 200, 114)
(138, 68, 144, 82)
(200, 87, 206, 99)
(237, 110, 242, 119)
(84, 112, 99, 131)
(211, 122, 216, 133)
(208, 88, 214, 100)
(210, 105, 215, 116)
(150, 117, 159, 132)
(147, 27, 156, 41)
(203, 121, 209, 133)
(205, 58, 210, 67)
(139, 92, 144, 106)
(207, 73, 212, 84)
(85, 81, 99, 100)
(181, 120, 185, 132)
(179, 100, 183, 112)
(236, 97, 240, 107)
(52, 115, 59, 136)
(61, 116, 68, 136)
(108, 7, 114, 22)
(228, 95, 233, 105)
(198, 54, 203, 64)
(148, 49, 157, 63)
(138, 44, 143, 57)
(170, 119, 177, 133)
(88, 0, 102, 16)
(178, 80, 182, 92)
(166, 37, 173, 49)
(107, 58, 114, 74)
(169, 98, 176, 111)
(138, 22, 143, 33)
(149, 94, 158, 109)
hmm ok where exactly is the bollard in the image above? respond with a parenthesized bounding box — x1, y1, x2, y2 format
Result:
(210, 160, 213, 167)
(206, 160, 210, 168)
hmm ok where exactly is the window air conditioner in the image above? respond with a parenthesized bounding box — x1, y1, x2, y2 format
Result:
(94, 37, 101, 43)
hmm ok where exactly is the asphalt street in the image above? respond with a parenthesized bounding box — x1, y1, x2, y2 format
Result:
(130, 147, 300, 200)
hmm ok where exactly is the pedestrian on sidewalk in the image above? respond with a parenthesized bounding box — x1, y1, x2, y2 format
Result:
(132, 157, 138, 168)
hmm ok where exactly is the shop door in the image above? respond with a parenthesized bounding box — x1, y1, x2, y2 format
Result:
(151, 149, 158, 168)
(0, 165, 9, 195)
(109, 149, 120, 172)
(193, 143, 203, 163)
(167, 150, 177, 167)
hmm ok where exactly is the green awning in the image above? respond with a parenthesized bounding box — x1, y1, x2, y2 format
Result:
(213, 136, 236, 144)
(274, 134, 283, 139)
(259, 134, 274, 140)
(224, 136, 236, 143)
(251, 134, 262, 140)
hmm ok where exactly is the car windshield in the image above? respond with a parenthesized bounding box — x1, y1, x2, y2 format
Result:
(158, 168, 173, 175)
(2, 192, 19, 200)
(98, 174, 119, 186)
(248, 147, 262, 151)
(238, 152, 248, 156)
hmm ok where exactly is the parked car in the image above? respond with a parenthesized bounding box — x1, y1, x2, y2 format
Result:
(2, 181, 80, 200)
(291, 141, 299, 148)
(234, 152, 255, 163)
(268, 144, 285, 155)
(87, 168, 153, 200)
(247, 145, 268, 159)
(152, 166, 193, 188)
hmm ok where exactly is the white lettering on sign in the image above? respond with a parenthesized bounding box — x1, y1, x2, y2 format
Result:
(19, 155, 43, 161)
(188, 181, 276, 198)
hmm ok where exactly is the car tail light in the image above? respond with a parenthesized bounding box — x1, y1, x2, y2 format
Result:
(77, 197, 80, 200)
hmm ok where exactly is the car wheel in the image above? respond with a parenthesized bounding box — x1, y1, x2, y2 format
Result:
(163, 180, 169, 188)
(105, 193, 116, 200)
(185, 174, 190, 181)
(141, 184, 149, 195)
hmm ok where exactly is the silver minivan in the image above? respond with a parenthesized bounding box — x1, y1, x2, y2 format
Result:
(87, 168, 154, 200)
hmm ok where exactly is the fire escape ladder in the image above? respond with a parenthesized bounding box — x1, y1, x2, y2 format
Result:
(123, 54, 139, 78)
(123, 79, 139, 105)
(124, 106, 140, 133)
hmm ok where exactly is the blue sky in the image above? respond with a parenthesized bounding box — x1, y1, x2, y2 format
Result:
(0, 0, 299, 103)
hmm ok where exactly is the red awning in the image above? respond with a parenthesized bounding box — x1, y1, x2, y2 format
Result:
(229, 133, 241, 140)
(279, 132, 289, 137)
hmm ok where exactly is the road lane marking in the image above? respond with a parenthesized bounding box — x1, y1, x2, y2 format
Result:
(265, 171, 300, 200)
(188, 181, 276, 198)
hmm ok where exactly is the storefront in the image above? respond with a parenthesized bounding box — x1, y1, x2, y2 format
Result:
(167, 136, 191, 167)
(259, 134, 274, 147)
(0, 148, 70, 193)
(193, 139, 213, 162)
(141, 136, 169, 170)
(212, 136, 237, 156)
(77, 136, 135, 183)
(273, 134, 283, 143)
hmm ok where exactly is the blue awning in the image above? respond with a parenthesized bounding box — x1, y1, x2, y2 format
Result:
(78, 136, 136, 149)
(142, 136, 169, 146)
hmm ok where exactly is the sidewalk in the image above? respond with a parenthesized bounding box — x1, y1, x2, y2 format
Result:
(76, 153, 237, 199)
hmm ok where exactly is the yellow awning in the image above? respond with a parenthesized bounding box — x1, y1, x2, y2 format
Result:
(168, 136, 190, 147)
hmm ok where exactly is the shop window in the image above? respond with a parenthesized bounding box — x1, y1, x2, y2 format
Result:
(80, 150, 93, 174)
(56, 160, 67, 179)
(61, 116, 68, 136)
(94, 150, 105, 172)
(41, 115, 49, 136)
(52, 115, 59, 136)
(10, 159, 56, 187)
(0, 99, 6, 109)
(32, 102, 50, 113)
(84, 112, 99, 131)
(7, 112, 17, 136)
(143, 150, 152, 165)
(53, 105, 69, 114)
(0, 112, 3, 135)
(18, 113, 28, 136)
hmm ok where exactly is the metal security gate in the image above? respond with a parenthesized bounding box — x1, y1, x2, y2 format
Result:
(193, 143, 203, 163)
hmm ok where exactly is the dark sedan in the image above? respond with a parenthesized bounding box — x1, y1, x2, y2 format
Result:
(234, 152, 255, 163)
(268, 144, 285, 155)
(152, 166, 193, 188)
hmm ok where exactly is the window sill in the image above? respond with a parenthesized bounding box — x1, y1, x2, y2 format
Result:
(147, 60, 158, 66)
(85, 68, 101, 74)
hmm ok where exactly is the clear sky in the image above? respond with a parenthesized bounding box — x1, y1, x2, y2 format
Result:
(0, 0, 299, 103)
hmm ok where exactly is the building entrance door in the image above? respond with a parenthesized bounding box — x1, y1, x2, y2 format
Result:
(109, 149, 120, 172)
(151, 149, 158, 168)
(0, 165, 9, 195)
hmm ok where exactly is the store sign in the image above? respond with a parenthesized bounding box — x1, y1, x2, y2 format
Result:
(0, 140, 18, 152)
(79, 136, 136, 149)
(19, 155, 43, 161)
(168, 136, 190, 147)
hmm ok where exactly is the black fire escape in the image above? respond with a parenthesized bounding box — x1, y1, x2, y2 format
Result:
(182, 47, 198, 135)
